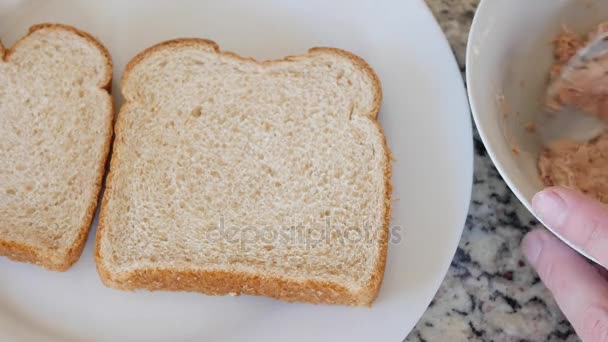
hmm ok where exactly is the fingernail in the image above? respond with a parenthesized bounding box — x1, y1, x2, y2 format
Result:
(522, 231, 544, 265)
(532, 189, 567, 227)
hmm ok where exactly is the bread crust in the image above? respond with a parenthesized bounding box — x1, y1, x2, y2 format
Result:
(97, 39, 391, 305)
(0, 23, 113, 271)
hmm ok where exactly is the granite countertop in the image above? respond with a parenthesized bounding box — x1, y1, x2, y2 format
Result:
(405, 1, 579, 341)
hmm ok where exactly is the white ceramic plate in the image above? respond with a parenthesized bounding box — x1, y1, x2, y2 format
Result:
(0, 1, 473, 341)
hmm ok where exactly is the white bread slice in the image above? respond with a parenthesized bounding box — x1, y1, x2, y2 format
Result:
(0, 24, 113, 271)
(96, 39, 391, 305)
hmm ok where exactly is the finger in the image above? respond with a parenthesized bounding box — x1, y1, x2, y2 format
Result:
(532, 187, 608, 268)
(523, 229, 608, 342)
(596, 264, 608, 282)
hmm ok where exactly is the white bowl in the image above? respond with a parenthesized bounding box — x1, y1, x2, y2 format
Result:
(467, 0, 608, 258)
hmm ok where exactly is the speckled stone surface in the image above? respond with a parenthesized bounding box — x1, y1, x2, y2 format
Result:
(404, 1, 579, 341)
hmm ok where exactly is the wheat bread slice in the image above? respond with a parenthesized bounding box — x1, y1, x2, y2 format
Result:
(0, 24, 113, 271)
(96, 39, 391, 305)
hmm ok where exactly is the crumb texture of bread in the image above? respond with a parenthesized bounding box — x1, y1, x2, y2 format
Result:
(97, 39, 390, 305)
(0, 24, 113, 271)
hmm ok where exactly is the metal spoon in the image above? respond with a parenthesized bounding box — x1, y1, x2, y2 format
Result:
(541, 31, 608, 144)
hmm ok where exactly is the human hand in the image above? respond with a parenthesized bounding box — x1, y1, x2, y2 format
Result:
(523, 187, 608, 342)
